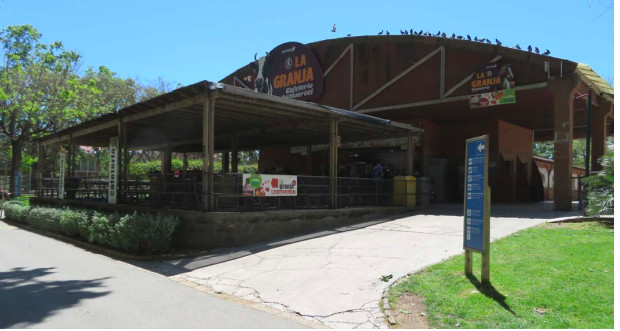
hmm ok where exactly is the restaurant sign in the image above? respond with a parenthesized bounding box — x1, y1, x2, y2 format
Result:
(250, 42, 323, 101)
(469, 89, 516, 108)
(470, 63, 515, 94)
(242, 174, 298, 197)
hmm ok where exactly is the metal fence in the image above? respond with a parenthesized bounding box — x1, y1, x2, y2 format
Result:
(0, 171, 33, 196)
(34, 173, 416, 212)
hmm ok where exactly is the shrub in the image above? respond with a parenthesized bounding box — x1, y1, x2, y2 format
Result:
(134, 213, 179, 253)
(59, 208, 90, 238)
(3, 201, 31, 223)
(584, 147, 614, 216)
(29, 207, 63, 232)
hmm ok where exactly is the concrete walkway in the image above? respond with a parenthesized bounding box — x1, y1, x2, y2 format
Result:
(141, 203, 579, 329)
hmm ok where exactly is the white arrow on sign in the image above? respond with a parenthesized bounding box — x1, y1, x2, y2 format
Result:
(477, 143, 485, 153)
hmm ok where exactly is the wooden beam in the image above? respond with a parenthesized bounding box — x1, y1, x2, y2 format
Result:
(439, 46, 446, 98)
(40, 120, 120, 146)
(350, 43, 354, 110)
(124, 94, 206, 123)
(323, 44, 353, 78)
(202, 97, 215, 211)
(353, 46, 443, 110)
(442, 55, 502, 98)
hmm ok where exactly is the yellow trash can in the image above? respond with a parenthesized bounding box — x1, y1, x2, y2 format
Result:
(393, 176, 416, 207)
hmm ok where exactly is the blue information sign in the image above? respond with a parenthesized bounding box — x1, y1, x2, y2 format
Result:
(14, 171, 21, 197)
(464, 135, 488, 252)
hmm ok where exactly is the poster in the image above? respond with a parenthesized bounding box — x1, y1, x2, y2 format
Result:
(469, 89, 516, 108)
(470, 63, 515, 94)
(242, 174, 298, 197)
(58, 152, 66, 199)
(108, 137, 118, 204)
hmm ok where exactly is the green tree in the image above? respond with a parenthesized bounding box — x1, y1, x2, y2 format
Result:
(0, 25, 82, 193)
(583, 139, 614, 216)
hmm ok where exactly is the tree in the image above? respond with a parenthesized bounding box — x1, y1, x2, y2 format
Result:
(0, 25, 83, 193)
(583, 139, 614, 216)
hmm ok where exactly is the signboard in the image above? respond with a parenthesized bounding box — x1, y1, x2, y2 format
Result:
(108, 137, 119, 204)
(469, 89, 516, 108)
(464, 135, 489, 252)
(249, 42, 323, 101)
(58, 152, 66, 199)
(242, 174, 298, 197)
(470, 63, 515, 94)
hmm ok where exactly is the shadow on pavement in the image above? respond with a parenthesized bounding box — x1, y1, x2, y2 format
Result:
(466, 274, 516, 315)
(0, 267, 110, 328)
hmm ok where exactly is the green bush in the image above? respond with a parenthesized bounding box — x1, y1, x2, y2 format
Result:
(3, 201, 31, 223)
(584, 146, 614, 216)
(59, 208, 89, 237)
(29, 207, 63, 232)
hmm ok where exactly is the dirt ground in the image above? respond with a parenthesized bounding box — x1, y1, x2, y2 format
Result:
(390, 292, 430, 329)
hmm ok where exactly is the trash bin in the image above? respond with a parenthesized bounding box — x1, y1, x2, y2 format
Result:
(393, 176, 416, 207)
(416, 176, 432, 206)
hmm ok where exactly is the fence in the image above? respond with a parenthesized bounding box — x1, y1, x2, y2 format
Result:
(0, 171, 33, 196)
(34, 173, 417, 212)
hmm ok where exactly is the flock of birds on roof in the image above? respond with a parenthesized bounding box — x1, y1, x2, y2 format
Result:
(330, 24, 551, 56)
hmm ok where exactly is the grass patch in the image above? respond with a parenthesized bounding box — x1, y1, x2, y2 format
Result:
(389, 222, 614, 328)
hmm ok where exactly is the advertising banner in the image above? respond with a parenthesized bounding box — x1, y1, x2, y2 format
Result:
(242, 174, 298, 197)
(470, 63, 515, 94)
(249, 42, 323, 101)
(469, 89, 516, 108)
(58, 152, 66, 199)
(108, 137, 119, 204)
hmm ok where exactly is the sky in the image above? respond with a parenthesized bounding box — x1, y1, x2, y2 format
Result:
(0, 0, 614, 87)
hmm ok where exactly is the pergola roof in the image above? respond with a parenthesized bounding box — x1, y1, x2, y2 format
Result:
(37, 81, 422, 152)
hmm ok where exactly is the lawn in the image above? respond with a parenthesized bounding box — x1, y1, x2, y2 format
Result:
(389, 222, 614, 329)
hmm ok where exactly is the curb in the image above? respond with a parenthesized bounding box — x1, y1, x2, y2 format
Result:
(1, 218, 209, 261)
(381, 288, 396, 326)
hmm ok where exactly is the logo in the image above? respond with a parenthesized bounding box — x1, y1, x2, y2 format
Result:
(249, 174, 262, 189)
(284, 57, 293, 70)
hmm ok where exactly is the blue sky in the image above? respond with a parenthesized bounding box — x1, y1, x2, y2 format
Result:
(0, 0, 614, 87)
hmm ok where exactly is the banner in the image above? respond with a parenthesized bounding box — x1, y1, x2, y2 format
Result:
(58, 152, 66, 199)
(242, 174, 298, 197)
(249, 42, 323, 101)
(469, 89, 516, 108)
(470, 63, 515, 94)
(108, 137, 119, 204)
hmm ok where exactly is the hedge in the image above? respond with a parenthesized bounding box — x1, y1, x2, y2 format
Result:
(2, 201, 179, 254)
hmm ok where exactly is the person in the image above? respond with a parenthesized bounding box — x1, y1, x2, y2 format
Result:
(242, 178, 254, 196)
(371, 161, 384, 180)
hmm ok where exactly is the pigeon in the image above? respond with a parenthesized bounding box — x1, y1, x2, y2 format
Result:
(441, 32, 446, 38)
(495, 39, 502, 46)
(404, 30, 408, 35)
(474, 36, 478, 42)
(515, 44, 521, 50)
(527, 45, 532, 52)
(457, 35, 463, 39)
(346, 34, 351, 37)
(543, 49, 551, 55)
(485, 39, 492, 44)
(410, 29, 413, 35)
(467, 34, 471, 41)
(386, 30, 390, 35)
(400, 30, 404, 35)
(535, 47, 540, 54)
(378, 30, 383, 35)
(450, 33, 455, 39)
(436, 30, 441, 36)
(331, 24, 336, 32)
(418, 30, 423, 35)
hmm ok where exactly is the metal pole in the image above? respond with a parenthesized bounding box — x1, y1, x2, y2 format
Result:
(585, 87, 592, 177)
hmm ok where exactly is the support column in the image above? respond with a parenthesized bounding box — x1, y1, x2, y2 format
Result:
(161, 147, 172, 175)
(122, 123, 129, 184)
(223, 152, 230, 173)
(591, 99, 613, 171)
(549, 76, 579, 211)
(202, 97, 215, 211)
(231, 135, 238, 173)
(306, 145, 313, 175)
(69, 135, 75, 176)
(117, 121, 126, 196)
(329, 118, 339, 208)
(406, 134, 416, 176)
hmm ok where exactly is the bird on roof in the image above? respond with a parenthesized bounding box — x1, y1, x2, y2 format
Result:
(527, 45, 532, 52)
(400, 30, 404, 35)
(515, 44, 521, 50)
(457, 35, 463, 39)
(535, 47, 540, 54)
(450, 33, 455, 39)
(378, 30, 383, 35)
(410, 29, 413, 35)
(467, 35, 471, 41)
(436, 30, 441, 36)
(418, 29, 423, 35)
(474, 36, 478, 42)
(495, 39, 502, 46)
(386, 30, 390, 35)
(543, 49, 551, 55)
(404, 30, 409, 35)
(331, 24, 336, 32)
(347, 34, 351, 37)
(441, 32, 447, 38)
(485, 38, 492, 44)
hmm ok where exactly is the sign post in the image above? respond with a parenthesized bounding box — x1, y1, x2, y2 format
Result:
(58, 150, 66, 199)
(464, 135, 491, 283)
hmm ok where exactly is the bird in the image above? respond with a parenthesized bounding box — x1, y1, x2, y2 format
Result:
(527, 45, 532, 52)
(331, 24, 336, 32)
(467, 34, 471, 41)
(418, 29, 423, 35)
(404, 30, 408, 35)
(535, 47, 540, 54)
(386, 30, 390, 35)
(400, 30, 404, 35)
(515, 44, 521, 50)
(474, 36, 478, 42)
(495, 39, 502, 46)
(378, 30, 383, 35)
(543, 49, 551, 55)
(485, 39, 492, 44)
(441, 32, 446, 38)
(457, 35, 463, 39)
(346, 34, 351, 37)
(450, 33, 455, 39)
(410, 29, 413, 35)
(436, 30, 441, 36)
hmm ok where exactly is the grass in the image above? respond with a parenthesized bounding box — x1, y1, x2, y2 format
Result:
(389, 222, 614, 329)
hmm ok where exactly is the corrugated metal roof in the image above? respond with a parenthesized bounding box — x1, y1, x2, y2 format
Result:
(577, 63, 614, 102)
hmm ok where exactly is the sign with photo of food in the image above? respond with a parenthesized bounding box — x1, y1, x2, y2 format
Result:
(469, 89, 516, 108)
(242, 174, 298, 197)
(470, 63, 515, 94)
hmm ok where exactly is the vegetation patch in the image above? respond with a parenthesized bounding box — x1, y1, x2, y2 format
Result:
(388, 222, 613, 329)
(3, 201, 179, 254)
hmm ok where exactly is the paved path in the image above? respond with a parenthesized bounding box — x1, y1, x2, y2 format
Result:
(0, 220, 307, 328)
(144, 203, 578, 329)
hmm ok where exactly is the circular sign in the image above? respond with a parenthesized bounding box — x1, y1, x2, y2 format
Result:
(249, 174, 262, 189)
